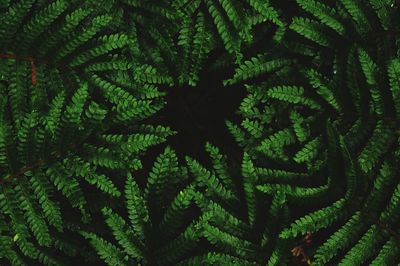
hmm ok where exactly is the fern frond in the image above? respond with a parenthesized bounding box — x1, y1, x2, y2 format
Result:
(363, 160, 397, 216)
(357, 120, 394, 173)
(53, 14, 112, 62)
(296, 0, 345, 35)
(36, 7, 91, 58)
(293, 136, 321, 163)
(379, 183, 400, 224)
(0, 0, 36, 47)
(290, 17, 333, 47)
(246, 0, 284, 27)
(205, 0, 242, 62)
(90, 74, 161, 121)
(177, 251, 255, 266)
(357, 48, 385, 115)
(370, 237, 400, 265)
(125, 172, 149, 243)
(339, 0, 371, 34)
(62, 82, 88, 126)
(225, 120, 246, 147)
(241, 118, 264, 138)
(388, 58, 400, 116)
(133, 64, 174, 85)
(202, 223, 258, 258)
(46, 162, 86, 209)
(257, 183, 329, 201)
(44, 90, 65, 137)
(257, 128, 295, 161)
(241, 152, 257, 226)
(339, 224, 384, 265)
(102, 207, 145, 260)
(267, 85, 322, 110)
(16, 0, 68, 51)
(224, 56, 291, 85)
(223, 0, 252, 41)
(204, 142, 236, 194)
(280, 198, 347, 238)
(289, 110, 310, 142)
(158, 185, 196, 239)
(7, 61, 29, 126)
(369, 0, 393, 29)
(187, 12, 213, 86)
(313, 211, 365, 265)
(186, 156, 236, 202)
(305, 68, 342, 113)
(144, 146, 180, 205)
(69, 33, 129, 67)
(29, 173, 62, 231)
(81, 231, 127, 266)
(16, 180, 52, 247)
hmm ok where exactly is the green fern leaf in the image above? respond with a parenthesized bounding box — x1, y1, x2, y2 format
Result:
(296, 0, 345, 35)
(290, 17, 333, 47)
(267, 85, 322, 110)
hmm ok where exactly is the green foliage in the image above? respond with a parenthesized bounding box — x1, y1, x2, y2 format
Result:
(224, 56, 292, 85)
(0, 74, 172, 263)
(227, 0, 400, 264)
(0, 1, 174, 264)
(173, 0, 288, 84)
(296, 0, 345, 35)
(290, 17, 334, 47)
(177, 12, 213, 86)
(83, 147, 204, 265)
(186, 143, 292, 264)
(2, 0, 400, 265)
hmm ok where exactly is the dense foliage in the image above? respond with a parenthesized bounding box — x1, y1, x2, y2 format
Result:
(0, 0, 399, 265)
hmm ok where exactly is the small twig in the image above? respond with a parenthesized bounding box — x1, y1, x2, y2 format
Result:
(0, 54, 51, 86)
(291, 232, 313, 265)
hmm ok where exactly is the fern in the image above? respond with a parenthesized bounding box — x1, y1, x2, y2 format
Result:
(290, 17, 333, 47)
(2, 0, 400, 265)
(224, 56, 292, 85)
(246, 0, 284, 27)
(83, 147, 205, 265)
(222, 1, 400, 263)
(388, 58, 400, 116)
(296, 0, 345, 35)
(267, 85, 321, 110)
(186, 143, 292, 264)
(0, 2, 172, 264)
(16, 0, 68, 52)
